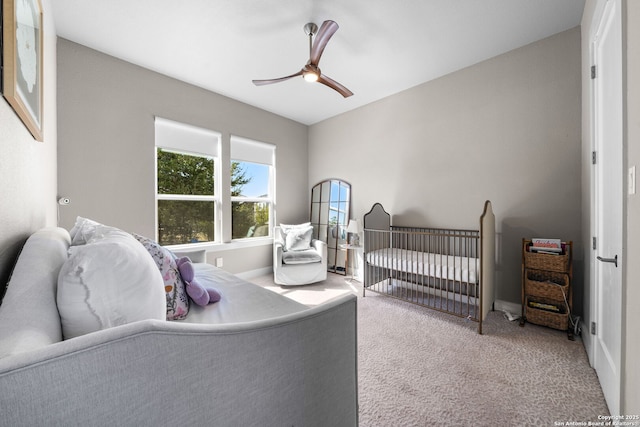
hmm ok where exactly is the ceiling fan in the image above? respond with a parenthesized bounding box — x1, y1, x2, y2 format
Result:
(252, 20, 353, 98)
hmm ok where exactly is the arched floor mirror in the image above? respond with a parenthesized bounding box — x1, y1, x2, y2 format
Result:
(310, 179, 351, 275)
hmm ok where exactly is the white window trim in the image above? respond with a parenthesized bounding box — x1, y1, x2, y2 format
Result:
(166, 236, 273, 254)
(156, 194, 218, 202)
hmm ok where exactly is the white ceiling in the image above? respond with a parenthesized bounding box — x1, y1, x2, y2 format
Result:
(52, 0, 585, 125)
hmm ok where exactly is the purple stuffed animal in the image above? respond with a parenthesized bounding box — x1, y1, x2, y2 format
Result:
(176, 257, 221, 306)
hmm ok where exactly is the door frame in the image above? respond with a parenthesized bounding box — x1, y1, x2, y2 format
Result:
(588, 0, 626, 414)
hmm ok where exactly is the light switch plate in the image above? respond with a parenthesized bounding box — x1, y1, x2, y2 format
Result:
(629, 166, 637, 195)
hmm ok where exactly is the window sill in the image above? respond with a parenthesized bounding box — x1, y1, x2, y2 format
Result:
(166, 237, 273, 254)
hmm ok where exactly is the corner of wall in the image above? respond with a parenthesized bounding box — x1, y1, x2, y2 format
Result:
(0, 0, 58, 298)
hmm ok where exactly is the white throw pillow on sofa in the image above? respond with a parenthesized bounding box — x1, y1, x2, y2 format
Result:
(57, 228, 166, 339)
(280, 222, 311, 231)
(279, 223, 313, 252)
(69, 216, 105, 245)
(284, 226, 313, 251)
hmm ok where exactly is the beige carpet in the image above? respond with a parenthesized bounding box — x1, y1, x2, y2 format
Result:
(249, 272, 610, 426)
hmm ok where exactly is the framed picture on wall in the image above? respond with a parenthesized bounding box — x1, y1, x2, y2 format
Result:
(1, 0, 43, 141)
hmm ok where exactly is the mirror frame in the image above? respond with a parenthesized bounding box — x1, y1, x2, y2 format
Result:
(310, 179, 351, 275)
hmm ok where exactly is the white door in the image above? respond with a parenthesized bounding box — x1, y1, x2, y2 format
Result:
(592, 0, 623, 414)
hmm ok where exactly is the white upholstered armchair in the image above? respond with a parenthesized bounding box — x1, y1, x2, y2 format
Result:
(273, 225, 327, 286)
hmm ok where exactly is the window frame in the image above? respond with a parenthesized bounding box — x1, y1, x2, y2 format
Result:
(230, 136, 276, 242)
(154, 117, 221, 246)
(154, 118, 276, 250)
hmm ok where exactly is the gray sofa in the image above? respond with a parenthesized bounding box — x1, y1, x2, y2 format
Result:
(0, 227, 358, 426)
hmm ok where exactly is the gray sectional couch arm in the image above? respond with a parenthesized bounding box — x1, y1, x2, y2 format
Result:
(0, 297, 357, 427)
(0, 228, 358, 427)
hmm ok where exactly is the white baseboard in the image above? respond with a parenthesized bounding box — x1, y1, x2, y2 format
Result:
(494, 299, 521, 316)
(581, 321, 594, 365)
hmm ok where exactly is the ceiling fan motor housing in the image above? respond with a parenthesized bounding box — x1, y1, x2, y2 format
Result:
(304, 22, 318, 36)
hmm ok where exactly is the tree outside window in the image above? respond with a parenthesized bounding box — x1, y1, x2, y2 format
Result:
(157, 149, 216, 245)
(231, 161, 271, 239)
(157, 149, 254, 245)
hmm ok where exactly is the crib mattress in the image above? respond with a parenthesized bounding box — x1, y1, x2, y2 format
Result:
(366, 248, 480, 284)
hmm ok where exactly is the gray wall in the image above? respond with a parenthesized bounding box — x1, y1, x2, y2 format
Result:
(309, 28, 582, 308)
(0, 0, 58, 294)
(57, 39, 309, 274)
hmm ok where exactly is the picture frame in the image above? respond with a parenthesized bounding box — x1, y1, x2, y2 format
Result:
(1, 0, 43, 141)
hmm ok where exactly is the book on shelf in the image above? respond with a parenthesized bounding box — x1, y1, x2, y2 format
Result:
(529, 238, 564, 255)
(528, 300, 565, 314)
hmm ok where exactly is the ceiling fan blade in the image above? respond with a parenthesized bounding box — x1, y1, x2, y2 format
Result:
(309, 20, 339, 66)
(252, 70, 303, 86)
(318, 74, 353, 98)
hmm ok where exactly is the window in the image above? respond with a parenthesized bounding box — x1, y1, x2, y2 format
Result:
(155, 119, 276, 247)
(155, 118, 220, 246)
(230, 136, 275, 240)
